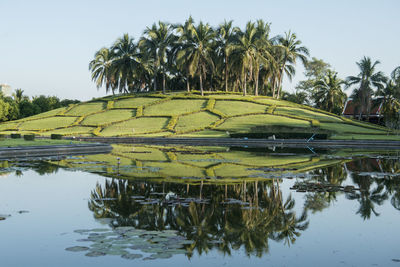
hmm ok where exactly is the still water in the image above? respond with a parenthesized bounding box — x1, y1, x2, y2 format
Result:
(1, 144, 400, 266)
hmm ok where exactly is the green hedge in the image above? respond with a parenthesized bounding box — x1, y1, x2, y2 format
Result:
(10, 133, 21, 139)
(50, 134, 63, 140)
(23, 134, 35, 141)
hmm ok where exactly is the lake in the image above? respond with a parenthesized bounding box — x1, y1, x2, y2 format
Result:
(1, 144, 400, 266)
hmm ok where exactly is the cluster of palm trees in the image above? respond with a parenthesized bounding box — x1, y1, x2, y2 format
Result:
(89, 18, 309, 97)
(345, 57, 400, 124)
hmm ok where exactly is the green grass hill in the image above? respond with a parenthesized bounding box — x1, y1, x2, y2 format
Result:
(0, 92, 398, 140)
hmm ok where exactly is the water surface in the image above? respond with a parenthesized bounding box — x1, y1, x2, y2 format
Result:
(1, 145, 400, 266)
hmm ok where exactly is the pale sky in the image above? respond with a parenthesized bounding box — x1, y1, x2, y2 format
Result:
(0, 0, 399, 100)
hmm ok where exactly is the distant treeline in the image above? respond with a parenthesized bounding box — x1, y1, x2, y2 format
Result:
(0, 89, 80, 122)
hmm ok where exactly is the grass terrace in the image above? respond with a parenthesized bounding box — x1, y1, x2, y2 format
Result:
(0, 92, 397, 140)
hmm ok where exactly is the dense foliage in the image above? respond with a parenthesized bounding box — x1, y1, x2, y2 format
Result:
(0, 89, 80, 122)
(89, 18, 309, 97)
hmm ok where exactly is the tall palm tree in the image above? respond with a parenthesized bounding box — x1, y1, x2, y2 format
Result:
(313, 70, 347, 114)
(111, 34, 142, 93)
(216, 20, 236, 92)
(139, 21, 175, 94)
(89, 47, 115, 94)
(175, 17, 195, 92)
(229, 22, 267, 96)
(176, 21, 215, 96)
(346, 57, 387, 120)
(274, 31, 309, 99)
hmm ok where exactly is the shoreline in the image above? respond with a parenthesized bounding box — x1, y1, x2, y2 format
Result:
(0, 143, 112, 160)
(64, 136, 400, 149)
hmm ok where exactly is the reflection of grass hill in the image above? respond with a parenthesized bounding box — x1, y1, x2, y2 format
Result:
(54, 144, 351, 184)
(0, 92, 397, 139)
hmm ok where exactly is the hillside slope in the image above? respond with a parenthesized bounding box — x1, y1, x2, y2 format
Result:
(0, 92, 396, 140)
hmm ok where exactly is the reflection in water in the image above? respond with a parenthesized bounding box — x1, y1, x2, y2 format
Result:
(2, 146, 400, 262)
(88, 179, 308, 257)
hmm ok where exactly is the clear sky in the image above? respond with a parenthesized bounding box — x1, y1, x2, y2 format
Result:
(0, 0, 399, 101)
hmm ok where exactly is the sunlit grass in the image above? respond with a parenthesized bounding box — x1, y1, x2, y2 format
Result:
(175, 111, 219, 132)
(214, 100, 267, 116)
(65, 102, 105, 116)
(82, 109, 135, 126)
(100, 117, 169, 136)
(18, 117, 77, 130)
(144, 99, 206, 116)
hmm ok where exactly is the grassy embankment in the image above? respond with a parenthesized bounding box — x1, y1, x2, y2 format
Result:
(0, 92, 397, 140)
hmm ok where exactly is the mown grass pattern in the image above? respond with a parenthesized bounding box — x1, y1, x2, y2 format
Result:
(0, 92, 393, 139)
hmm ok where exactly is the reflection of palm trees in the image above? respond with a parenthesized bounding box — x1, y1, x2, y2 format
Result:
(304, 163, 347, 214)
(88, 179, 309, 258)
(346, 159, 389, 219)
(271, 196, 309, 246)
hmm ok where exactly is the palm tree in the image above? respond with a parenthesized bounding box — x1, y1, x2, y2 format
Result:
(216, 20, 236, 92)
(139, 21, 175, 94)
(175, 17, 195, 92)
(12, 89, 24, 104)
(176, 21, 215, 96)
(313, 70, 347, 114)
(274, 31, 309, 99)
(229, 22, 265, 96)
(89, 47, 116, 94)
(111, 34, 142, 93)
(346, 57, 387, 120)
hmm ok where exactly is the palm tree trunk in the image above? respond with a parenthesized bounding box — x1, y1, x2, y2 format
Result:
(200, 73, 204, 96)
(153, 72, 157, 92)
(186, 76, 190, 92)
(255, 70, 259, 96)
(272, 76, 276, 98)
(243, 72, 247, 96)
(277, 66, 285, 99)
(225, 55, 229, 92)
(162, 72, 166, 94)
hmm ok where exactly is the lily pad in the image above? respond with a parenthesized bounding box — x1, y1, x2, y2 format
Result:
(121, 253, 142, 260)
(65, 246, 90, 252)
(85, 251, 106, 257)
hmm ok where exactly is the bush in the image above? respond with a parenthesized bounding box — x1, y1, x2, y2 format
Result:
(50, 134, 63, 140)
(10, 133, 21, 139)
(23, 134, 35, 141)
(0, 134, 5, 140)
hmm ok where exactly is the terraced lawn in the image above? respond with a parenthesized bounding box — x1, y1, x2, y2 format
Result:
(65, 102, 105, 116)
(274, 107, 342, 122)
(214, 100, 267, 116)
(18, 117, 77, 131)
(42, 126, 95, 136)
(113, 97, 162, 108)
(82, 109, 135, 126)
(320, 122, 387, 134)
(0, 92, 395, 140)
(100, 117, 169, 136)
(0, 122, 19, 131)
(18, 107, 68, 121)
(216, 114, 310, 133)
(175, 111, 219, 132)
(144, 99, 206, 116)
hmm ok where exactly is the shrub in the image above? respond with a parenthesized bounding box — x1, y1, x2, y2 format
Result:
(50, 134, 63, 140)
(10, 133, 21, 139)
(23, 134, 35, 141)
